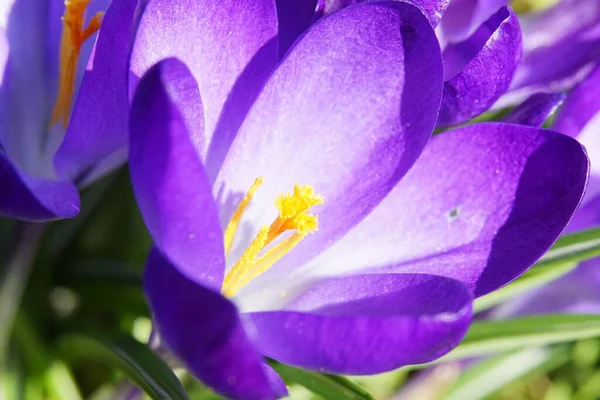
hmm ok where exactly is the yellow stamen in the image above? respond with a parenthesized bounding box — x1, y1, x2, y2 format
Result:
(275, 184, 324, 219)
(266, 185, 324, 244)
(231, 232, 307, 294)
(50, 0, 104, 128)
(221, 180, 323, 297)
(223, 177, 264, 254)
(222, 226, 270, 297)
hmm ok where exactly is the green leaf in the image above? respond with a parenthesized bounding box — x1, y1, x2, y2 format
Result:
(535, 227, 600, 268)
(14, 313, 82, 400)
(0, 223, 46, 367)
(431, 315, 600, 364)
(474, 226, 600, 313)
(473, 261, 577, 313)
(1, 344, 25, 400)
(58, 332, 188, 400)
(352, 370, 408, 399)
(441, 346, 570, 400)
(269, 361, 374, 400)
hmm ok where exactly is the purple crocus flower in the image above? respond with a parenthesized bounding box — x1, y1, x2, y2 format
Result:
(278, 0, 523, 126)
(127, 0, 588, 398)
(494, 65, 600, 318)
(0, 0, 136, 221)
(437, 0, 509, 44)
(496, 0, 600, 107)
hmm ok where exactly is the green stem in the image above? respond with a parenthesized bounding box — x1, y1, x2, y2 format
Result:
(14, 313, 82, 400)
(1, 344, 25, 400)
(0, 222, 46, 368)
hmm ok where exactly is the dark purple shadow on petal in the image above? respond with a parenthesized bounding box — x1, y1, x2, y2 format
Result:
(504, 92, 566, 128)
(204, 38, 278, 181)
(246, 274, 472, 374)
(145, 248, 281, 400)
(54, 0, 138, 183)
(474, 129, 588, 296)
(129, 58, 224, 290)
(0, 151, 80, 221)
(276, 0, 318, 57)
(438, 6, 521, 126)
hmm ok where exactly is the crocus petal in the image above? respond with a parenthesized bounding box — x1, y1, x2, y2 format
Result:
(438, 6, 521, 126)
(0, 152, 80, 220)
(554, 64, 600, 138)
(0, 0, 53, 172)
(406, 0, 451, 27)
(492, 258, 600, 317)
(276, 122, 588, 299)
(129, 58, 224, 290)
(130, 0, 278, 167)
(276, 0, 317, 56)
(551, 65, 600, 213)
(552, 65, 600, 213)
(145, 248, 281, 400)
(217, 1, 442, 277)
(0, 0, 14, 28)
(53, 0, 138, 183)
(437, 0, 508, 44)
(563, 112, 600, 211)
(504, 92, 565, 128)
(568, 195, 600, 233)
(319, 0, 450, 27)
(0, 31, 7, 147)
(261, 364, 289, 398)
(504, 0, 600, 105)
(0, 29, 7, 79)
(245, 274, 472, 374)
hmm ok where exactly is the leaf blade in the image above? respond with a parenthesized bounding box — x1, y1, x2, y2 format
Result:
(269, 361, 374, 400)
(536, 227, 600, 268)
(441, 346, 570, 400)
(58, 332, 188, 400)
(444, 315, 600, 363)
(473, 261, 577, 313)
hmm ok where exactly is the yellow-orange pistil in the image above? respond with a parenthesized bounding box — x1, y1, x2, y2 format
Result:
(221, 178, 324, 297)
(50, 0, 104, 128)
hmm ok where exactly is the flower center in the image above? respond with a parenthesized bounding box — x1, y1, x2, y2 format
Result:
(50, 0, 104, 128)
(221, 178, 324, 297)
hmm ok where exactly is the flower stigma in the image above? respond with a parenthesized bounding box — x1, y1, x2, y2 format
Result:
(221, 178, 324, 297)
(50, 0, 104, 128)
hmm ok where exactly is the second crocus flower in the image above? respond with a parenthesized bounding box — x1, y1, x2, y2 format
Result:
(0, 0, 136, 221)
